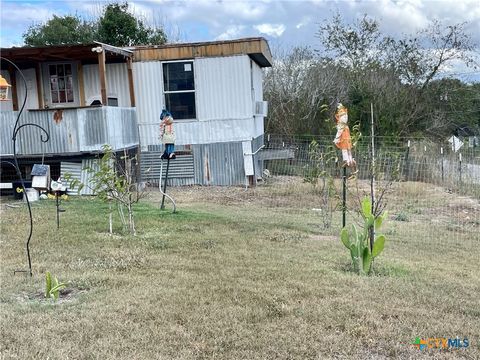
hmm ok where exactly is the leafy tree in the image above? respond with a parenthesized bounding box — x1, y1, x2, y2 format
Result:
(22, 2, 167, 47)
(23, 15, 96, 46)
(97, 2, 166, 46)
(317, 14, 389, 71)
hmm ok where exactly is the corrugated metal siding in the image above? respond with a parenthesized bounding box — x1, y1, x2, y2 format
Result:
(0, 111, 15, 154)
(83, 63, 131, 107)
(61, 159, 97, 195)
(196, 55, 252, 121)
(252, 61, 263, 102)
(140, 153, 195, 186)
(132, 61, 165, 149)
(251, 61, 265, 139)
(1, 107, 138, 156)
(133, 56, 258, 149)
(138, 118, 258, 148)
(193, 141, 245, 186)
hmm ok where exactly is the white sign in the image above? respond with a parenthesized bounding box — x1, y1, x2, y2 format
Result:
(448, 136, 463, 153)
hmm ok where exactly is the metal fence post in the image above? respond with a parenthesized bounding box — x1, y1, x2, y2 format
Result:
(404, 140, 410, 181)
(441, 147, 444, 184)
(459, 152, 462, 186)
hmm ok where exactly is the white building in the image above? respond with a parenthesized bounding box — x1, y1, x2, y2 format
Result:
(0, 38, 272, 188)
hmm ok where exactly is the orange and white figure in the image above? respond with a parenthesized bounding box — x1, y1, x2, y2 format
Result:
(334, 103, 356, 167)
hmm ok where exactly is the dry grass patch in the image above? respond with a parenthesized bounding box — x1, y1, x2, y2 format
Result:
(0, 181, 479, 359)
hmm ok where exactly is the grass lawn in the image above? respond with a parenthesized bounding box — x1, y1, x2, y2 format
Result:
(0, 180, 479, 359)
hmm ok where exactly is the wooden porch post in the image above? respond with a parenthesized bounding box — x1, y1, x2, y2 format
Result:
(77, 63, 86, 106)
(127, 58, 136, 107)
(98, 49, 107, 105)
(7, 65, 18, 111)
(35, 63, 44, 109)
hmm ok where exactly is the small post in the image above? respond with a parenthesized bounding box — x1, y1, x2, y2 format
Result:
(56, 191, 60, 229)
(404, 140, 410, 181)
(342, 166, 347, 228)
(370, 103, 375, 253)
(459, 152, 462, 186)
(161, 158, 171, 210)
(441, 147, 444, 184)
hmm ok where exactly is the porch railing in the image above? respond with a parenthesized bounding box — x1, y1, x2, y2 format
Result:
(1, 106, 139, 156)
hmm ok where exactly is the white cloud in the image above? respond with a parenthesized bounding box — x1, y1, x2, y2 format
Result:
(296, 17, 311, 29)
(254, 24, 286, 37)
(1, 0, 478, 57)
(216, 25, 246, 41)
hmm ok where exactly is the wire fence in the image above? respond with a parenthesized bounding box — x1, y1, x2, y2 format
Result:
(262, 134, 480, 196)
(259, 134, 480, 253)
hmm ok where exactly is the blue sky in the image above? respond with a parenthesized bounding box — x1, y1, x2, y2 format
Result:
(1, 0, 479, 81)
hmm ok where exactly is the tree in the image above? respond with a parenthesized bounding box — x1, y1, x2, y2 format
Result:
(264, 46, 346, 136)
(385, 21, 477, 89)
(316, 13, 478, 138)
(84, 145, 144, 236)
(97, 2, 167, 46)
(317, 13, 389, 71)
(23, 15, 96, 46)
(22, 2, 167, 47)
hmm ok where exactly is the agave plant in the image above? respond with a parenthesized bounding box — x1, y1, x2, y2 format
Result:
(340, 197, 387, 274)
(45, 271, 67, 301)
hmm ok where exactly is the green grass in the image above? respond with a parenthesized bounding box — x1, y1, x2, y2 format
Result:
(0, 181, 479, 359)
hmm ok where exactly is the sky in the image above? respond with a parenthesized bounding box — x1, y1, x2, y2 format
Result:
(1, 0, 479, 81)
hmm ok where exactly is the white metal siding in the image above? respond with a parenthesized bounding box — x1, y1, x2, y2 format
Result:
(138, 118, 257, 148)
(61, 160, 97, 195)
(132, 61, 165, 149)
(133, 55, 259, 149)
(83, 63, 131, 107)
(251, 60, 264, 139)
(195, 55, 252, 121)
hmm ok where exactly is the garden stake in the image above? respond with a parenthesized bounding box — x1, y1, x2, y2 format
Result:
(159, 158, 176, 213)
(158, 109, 176, 213)
(1, 56, 50, 277)
(369, 103, 375, 253)
(55, 191, 66, 229)
(333, 102, 356, 229)
(342, 166, 347, 228)
(161, 157, 171, 209)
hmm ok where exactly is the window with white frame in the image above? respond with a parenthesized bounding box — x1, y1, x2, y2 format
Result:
(163, 61, 196, 120)
(48, 64, 74, 104)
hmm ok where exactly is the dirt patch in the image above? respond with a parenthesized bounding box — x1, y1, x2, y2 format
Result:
(15, 286, 89, 304)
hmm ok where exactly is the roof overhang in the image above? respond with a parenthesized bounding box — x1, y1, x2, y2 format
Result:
(132, 37, 272, 67)
(1, 38, 272, 69)
(0, 43, 132, 68)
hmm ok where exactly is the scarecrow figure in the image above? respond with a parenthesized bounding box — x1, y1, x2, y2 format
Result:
(159, 109, 176, 159)
(334, 103, 356, 169)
